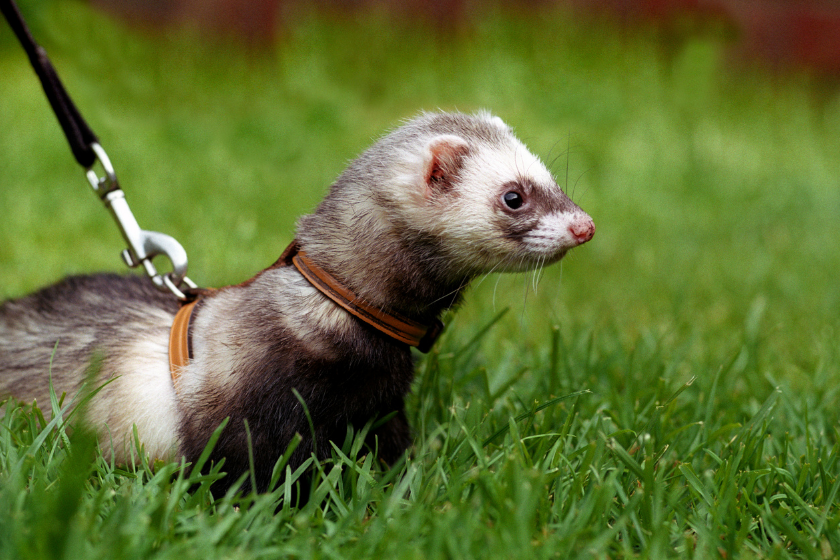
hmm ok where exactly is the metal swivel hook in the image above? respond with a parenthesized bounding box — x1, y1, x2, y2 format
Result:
(85, 143, 196, 300)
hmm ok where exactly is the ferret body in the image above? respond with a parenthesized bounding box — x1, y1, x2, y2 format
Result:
(0, 111, 594, 493)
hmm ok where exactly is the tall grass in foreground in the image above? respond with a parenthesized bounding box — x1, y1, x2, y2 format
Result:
(1, 1, 840, 558)
(1, 316, 838, 559)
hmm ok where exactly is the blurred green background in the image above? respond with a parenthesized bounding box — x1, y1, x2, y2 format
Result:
(2, 3, 840, 556)
(1, 0, 839, 399)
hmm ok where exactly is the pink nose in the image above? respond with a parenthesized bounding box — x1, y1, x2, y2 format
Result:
(569, 216, 595, 245)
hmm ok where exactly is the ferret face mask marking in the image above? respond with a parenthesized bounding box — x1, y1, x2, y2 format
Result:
(0, 110, 595, 496)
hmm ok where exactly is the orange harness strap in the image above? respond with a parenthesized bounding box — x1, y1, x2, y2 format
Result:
(291, 250, 442, 352)
(168, 299, 197, 385)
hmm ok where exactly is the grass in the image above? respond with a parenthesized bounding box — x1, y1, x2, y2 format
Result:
(2, 1, 840, 558)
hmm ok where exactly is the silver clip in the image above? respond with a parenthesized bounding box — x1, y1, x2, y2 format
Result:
(86, 143, 196, 300)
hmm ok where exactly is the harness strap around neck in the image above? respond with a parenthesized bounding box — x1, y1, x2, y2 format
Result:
(291, 249, 443, 353)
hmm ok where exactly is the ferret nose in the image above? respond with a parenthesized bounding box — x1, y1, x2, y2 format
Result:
(569, 215, 595, 245)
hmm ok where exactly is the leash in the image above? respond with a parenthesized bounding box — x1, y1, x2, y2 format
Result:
(1, 0, 196, 300)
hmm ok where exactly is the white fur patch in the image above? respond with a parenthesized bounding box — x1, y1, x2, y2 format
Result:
(88, 336, 180, 463)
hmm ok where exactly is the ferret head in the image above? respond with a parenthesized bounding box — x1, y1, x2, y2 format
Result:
(372, 111, 594, 275)
(297, 111, 595, 310)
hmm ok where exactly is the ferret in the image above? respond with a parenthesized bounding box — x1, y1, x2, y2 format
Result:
(0, 111, 594, 494)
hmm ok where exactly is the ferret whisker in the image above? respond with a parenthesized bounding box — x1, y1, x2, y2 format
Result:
(565, 132, 571, 196)
(492, 274, 503, 311)
(546, 136, 569, 172)
(572, 167, 594, 204)
(520, 265, 533, 322)
(428, 277, 472, 308)
(531, 261, 539, 293)
(473, 261, 505, 290)
(533, 256, 546, 293)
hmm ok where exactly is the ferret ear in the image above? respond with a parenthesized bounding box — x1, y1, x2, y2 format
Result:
(424, 135, 470, 196)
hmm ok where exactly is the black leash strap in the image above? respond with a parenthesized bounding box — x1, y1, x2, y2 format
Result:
(1, 0, 98, 167)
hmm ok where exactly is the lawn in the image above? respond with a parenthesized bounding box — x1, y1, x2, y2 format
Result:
(1, 1, 839, 558)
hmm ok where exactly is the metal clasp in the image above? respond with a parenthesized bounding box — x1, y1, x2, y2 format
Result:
(86, 143, 196, 300)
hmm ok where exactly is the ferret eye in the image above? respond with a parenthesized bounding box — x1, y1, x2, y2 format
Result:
(503, 191, 524, 210)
